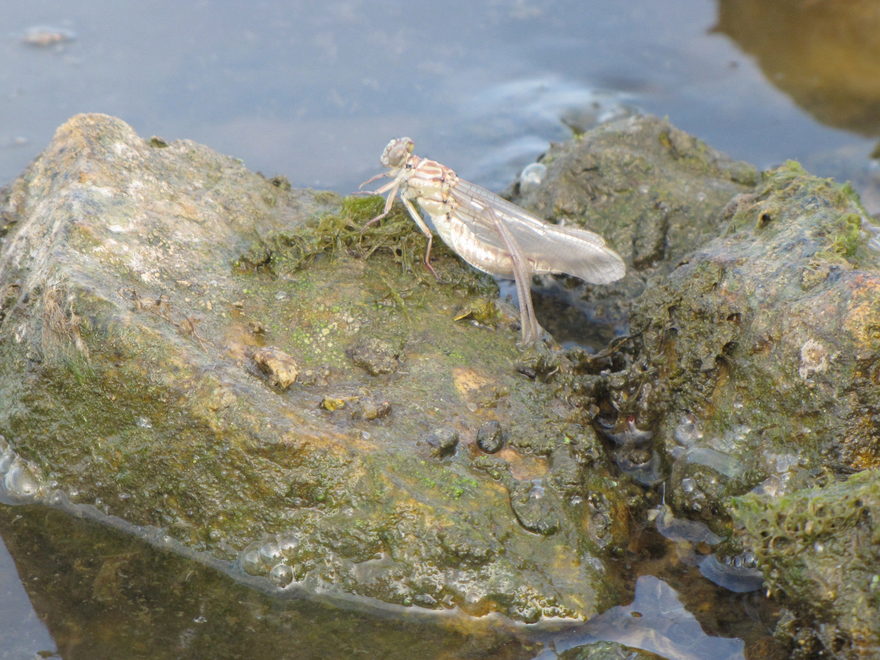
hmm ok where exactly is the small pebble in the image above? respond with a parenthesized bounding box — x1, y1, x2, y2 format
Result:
(476, 420, 504, 453)
(425, 428, 459, 457)
(346, 337, 399, 376)
(356, 397, 391, 421)
(251, 346, 298, 390)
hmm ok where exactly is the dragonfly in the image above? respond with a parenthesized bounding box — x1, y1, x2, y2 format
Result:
(360, 137, 626, 344)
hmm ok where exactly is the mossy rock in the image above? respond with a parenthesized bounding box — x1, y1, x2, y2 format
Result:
(0, 114, 635, 622)
(731, 469, 880, 657)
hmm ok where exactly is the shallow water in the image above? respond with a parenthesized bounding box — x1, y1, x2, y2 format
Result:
(2, 1, 878, 202)
(0, 504, 539, 659)
(1, 1, 876, 657)
(0, 500, 780, 659)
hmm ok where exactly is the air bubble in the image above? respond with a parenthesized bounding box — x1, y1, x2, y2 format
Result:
(259, 541, 282, 565)
(519, 163, 547, 194)
(269, 563, 294, 588)
(3, 460, 42, 501)
(277, 532, 300, 552)
(240, 549, 263, 575)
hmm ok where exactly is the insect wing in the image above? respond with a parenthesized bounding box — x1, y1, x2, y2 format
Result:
(449, 180, 626, 284)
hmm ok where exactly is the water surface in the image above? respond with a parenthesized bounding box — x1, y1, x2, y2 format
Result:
(0, 1, 874, 657)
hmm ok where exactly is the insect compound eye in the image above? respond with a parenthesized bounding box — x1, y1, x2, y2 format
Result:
(380, 137, 415, 168)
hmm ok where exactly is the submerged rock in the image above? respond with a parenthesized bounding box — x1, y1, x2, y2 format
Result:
(0, 114, 632, 621)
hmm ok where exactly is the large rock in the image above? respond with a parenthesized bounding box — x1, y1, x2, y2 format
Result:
(5, 111, 878, 654)
(618, 163, 880, 656)
(509, 116, 880, 657)
(0, 114, 636, 622)
(511, 115, 758, 277)
(629, 162, 880, 507)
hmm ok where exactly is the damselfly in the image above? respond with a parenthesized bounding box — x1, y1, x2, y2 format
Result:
(361, 137, 625, 344)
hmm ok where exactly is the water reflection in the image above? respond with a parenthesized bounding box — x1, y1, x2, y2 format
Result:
(533, 576, 745, 660)
(0, 504, 537, 659)
(715, 0, 880, 137)
(0, 534, 56, 657)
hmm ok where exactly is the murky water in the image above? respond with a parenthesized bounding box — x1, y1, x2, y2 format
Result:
(2, 1, 879, 202)
(1, 0, 877, 657)
(0, 505, 539, 659)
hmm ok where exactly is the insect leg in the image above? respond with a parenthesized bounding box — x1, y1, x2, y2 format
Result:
(362, 177, 402, 229)
(358, 171, 391, 190)
(401, 197, 440, 279)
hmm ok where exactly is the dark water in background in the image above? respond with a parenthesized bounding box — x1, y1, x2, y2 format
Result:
(1, 1, 877, 657)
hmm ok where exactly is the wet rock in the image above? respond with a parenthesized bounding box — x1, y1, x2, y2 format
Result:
(475, 420, 504, 453)
(509, 480, 560, 536)
(251, 346, 298, 390)
(516, 115, 880, 655)
(424, 427, 459, 458)
(731, 468, 880, 655)
(613, 161, 880, 656)
(629, 163, 880, 504)
(0, 114, 629, 622)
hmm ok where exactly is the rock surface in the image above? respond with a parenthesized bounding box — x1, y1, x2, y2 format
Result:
(3, 111, 880, 655)
(509, 115, 758, 346)
(731, 468, 880, 657)
(0, 113, 638, 622)
(512, 116, 880, 656)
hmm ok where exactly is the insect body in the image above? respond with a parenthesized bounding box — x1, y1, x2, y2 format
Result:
(362, 137, 625, 344)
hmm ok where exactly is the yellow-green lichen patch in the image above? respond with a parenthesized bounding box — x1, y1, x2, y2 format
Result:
(730, 469, 880, 654)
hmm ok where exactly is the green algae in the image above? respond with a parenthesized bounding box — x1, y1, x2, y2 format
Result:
(0, 114, 635, 621)
(731, 469, 880, 655)
(630, 161, 880, 495)
(724, 161, 874, 269)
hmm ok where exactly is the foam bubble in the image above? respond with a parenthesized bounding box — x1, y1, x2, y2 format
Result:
(269, 563, 294, 588)
(4, 461, 41, 500)
(240, 549, 264, 576)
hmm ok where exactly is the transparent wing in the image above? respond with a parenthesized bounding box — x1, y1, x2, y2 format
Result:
(448, 179, 626, 284)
